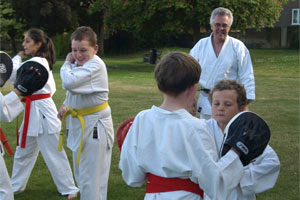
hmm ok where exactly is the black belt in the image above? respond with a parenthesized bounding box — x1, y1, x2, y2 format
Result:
(200, 88, 210, 94)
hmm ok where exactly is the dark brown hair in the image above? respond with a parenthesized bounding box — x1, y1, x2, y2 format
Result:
(154, 52, 201, 96)
(26, 28, 56, 70)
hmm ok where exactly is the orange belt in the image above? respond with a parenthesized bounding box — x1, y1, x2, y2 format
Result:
(146, 173, 204, 198)
(0, 128, 13, 155)
(20, 94, 51, 148)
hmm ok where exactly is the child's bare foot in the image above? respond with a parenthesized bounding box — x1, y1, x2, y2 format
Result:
(67, 193, 77, 199)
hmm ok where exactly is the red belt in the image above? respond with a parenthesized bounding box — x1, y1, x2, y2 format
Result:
(20, 94, 51, 148)
(0, 128, 13, 155)
(146, 173, 204, 198)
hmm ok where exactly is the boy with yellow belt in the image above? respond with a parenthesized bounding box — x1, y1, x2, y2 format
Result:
(58, 26, 114, 200)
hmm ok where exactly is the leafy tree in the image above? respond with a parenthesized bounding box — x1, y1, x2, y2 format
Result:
(79, 0, 107, 56)
(0, 0, 25, 53)
(11, 0, 76, 36)
(90, 0, 288, 46)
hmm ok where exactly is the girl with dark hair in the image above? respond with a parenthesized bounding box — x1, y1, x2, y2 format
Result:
(10, 28, 79, 199)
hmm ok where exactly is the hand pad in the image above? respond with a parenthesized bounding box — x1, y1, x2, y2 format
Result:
(0, 51, 13, 88)
(14, 61, 49, 96)
(220, 111, 270, 166)
(117, 118, 134, 150)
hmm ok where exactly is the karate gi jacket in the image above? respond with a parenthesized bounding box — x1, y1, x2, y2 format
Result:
(204, 119, 280, 200)
(0, 91, 23, 200)
(11, 56, 61, 136)
(60, 55, 114, 152)
(120, 106, 245, 200)
(190, 34, 255, 115)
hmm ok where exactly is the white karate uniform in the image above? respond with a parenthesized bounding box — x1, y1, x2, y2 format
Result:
(120, 106, 245, 200)
(190, 34, 255, 117)
(10, 56, 79, 195)
(0, 91, 23, 200)
(204, 119, 280, 200)
(60, 55, 114, 200)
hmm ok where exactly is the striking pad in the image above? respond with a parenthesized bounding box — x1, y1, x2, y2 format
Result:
(117, 118, 134, 150)
(220, 111, 271, 166)
(14, 59, 49, 96)
(0, 51, 13, 87)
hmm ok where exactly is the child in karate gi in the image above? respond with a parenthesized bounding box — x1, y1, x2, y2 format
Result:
(10, 28, 78, 199)
(204, 80, 280, 200)
(58, 26, 114, 200)
(119, 52, 246, 200)
(0, 88, 23, 200)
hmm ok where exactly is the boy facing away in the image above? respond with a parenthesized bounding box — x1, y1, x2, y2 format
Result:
(58, 26, 114, 200)
(204, 80, 280, 200)
(119, 52, 245, 200)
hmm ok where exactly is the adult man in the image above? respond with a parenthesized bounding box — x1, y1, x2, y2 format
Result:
(190, 7, 255, 119)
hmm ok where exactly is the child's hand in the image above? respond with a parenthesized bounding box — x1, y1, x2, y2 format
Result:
(18, 51, 27, 59)
(65, 52, 75, 64)
(57, 104, 68, 120)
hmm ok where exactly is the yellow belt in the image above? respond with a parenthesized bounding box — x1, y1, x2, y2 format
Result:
(58, 101, 109, 165)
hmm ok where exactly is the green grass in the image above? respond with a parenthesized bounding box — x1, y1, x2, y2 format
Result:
(0, 48, 299, 199)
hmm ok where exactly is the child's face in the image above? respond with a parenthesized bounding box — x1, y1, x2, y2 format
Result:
(211, 89, 243, 126)
(71, 39, 98, 66)
(22, 33, 41, 56)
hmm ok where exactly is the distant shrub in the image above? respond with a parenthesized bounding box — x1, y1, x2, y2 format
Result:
(52, 32, 71, 58)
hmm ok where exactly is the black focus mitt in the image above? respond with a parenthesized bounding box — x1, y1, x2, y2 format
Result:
(220, 111, 271, 166)
(14, 58, 49, 96)
(0, 51, 13, 88)
(117, 118, 134, 151)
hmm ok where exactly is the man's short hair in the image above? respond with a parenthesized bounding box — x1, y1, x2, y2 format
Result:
(209, 80, 247, 109)
(210, 7, 233, 26)
(71, 26, 97, 46)
(154, 52, 201, 96)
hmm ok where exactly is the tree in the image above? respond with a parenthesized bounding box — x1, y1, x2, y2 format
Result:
(79, 0, 108, 56)
(11, 0, 77, 36)
(90, 0, 288, 46)
(0, 0, 25, 53)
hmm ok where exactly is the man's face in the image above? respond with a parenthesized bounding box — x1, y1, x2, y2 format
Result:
(211, 15, 231, 42)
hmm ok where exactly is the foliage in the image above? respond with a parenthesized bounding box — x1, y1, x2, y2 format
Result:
(221, 0, 287, 31)
(11, 0, 79, 36)
(51, 32, 72, 58)
(0, 0, 25, 53)
(88, 0, 288, 46)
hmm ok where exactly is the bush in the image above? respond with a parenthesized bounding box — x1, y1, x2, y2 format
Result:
(52, 32, 71, 58)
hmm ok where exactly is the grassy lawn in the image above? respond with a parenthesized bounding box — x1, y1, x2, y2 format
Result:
(0, 48, 299, 199)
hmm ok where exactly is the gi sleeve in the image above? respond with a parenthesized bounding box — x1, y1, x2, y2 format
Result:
(236, 45, 255, 100)
(8, 55, 22, 85)
(239, 145, 280, 195)
(188, 125, 244, 200)
(0, 91, 23, 122)
(189, 40, 201, 63)
(60, 58, 108, 94)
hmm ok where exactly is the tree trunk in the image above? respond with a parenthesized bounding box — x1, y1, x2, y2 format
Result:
(99, 15, 105, 57)
(8, 34, 17, 54)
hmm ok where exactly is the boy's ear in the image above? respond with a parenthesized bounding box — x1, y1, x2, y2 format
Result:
(187, 83, 198, 95)
(239, 105, 246, 112)
(94, 45, 99, 54)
